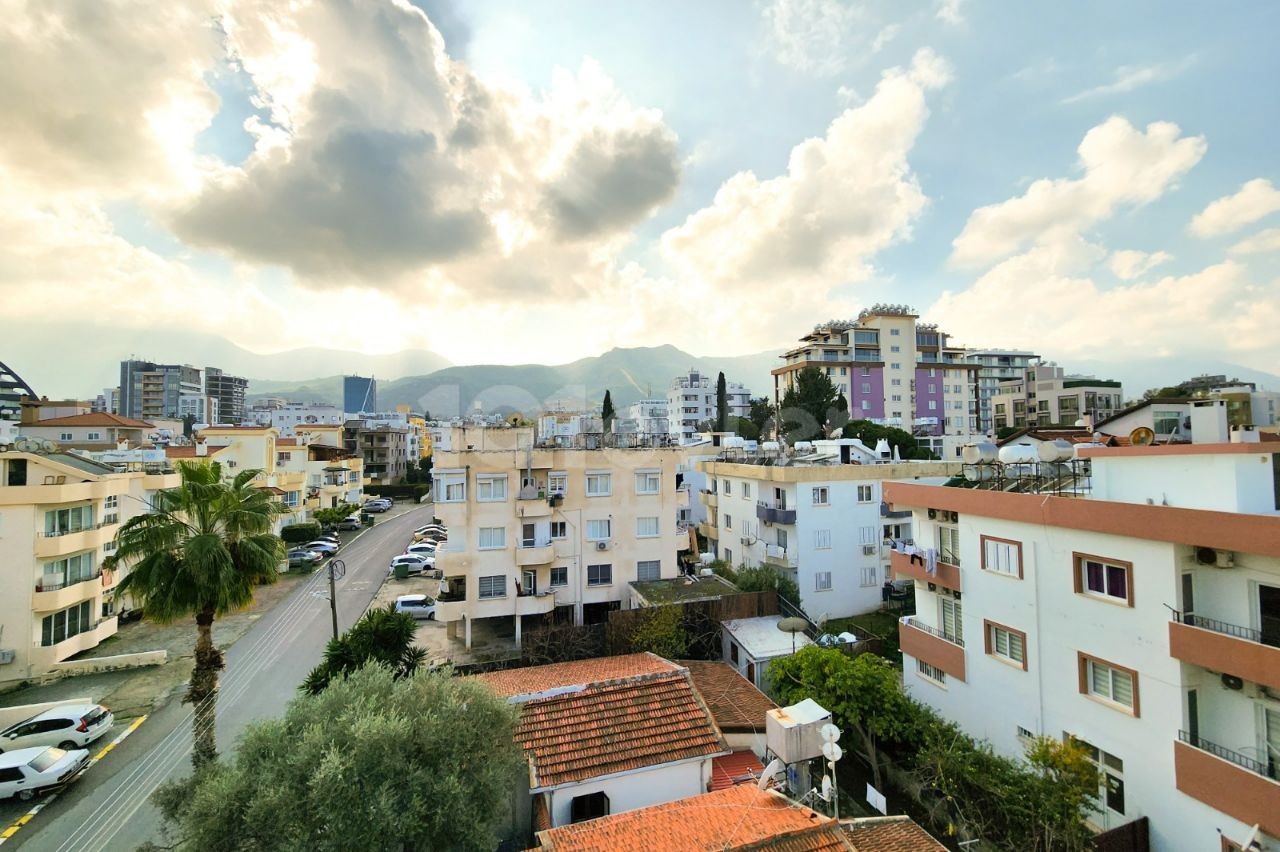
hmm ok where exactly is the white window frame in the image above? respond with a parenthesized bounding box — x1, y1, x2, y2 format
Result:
(435, 471, 466, 503)
(478, 575, 507, 599)
(478, 527, 506, 550)
(860, 565, 878, 587)
(550, 521, 567, 540)
(476, 475, 508, 502)
(585, 472, 612, 497)
(586, 564, 612, 586)
(635, 517, 660, 538)
(586, 519, 611, 541)
(916, 659, 946, 685)
(814, 571, 832, 591)
(989, 624, 1025, 666)
(636, 560, 661, 582)
(812, 486, 829, 506)
(856, 484, 874, 503)
(549, 566, 568, 587)
(983, 538, 1020, 577)
(548, 472, 568, 496)
(814, 529, 832, 549)
(1084, 658, 1135, 711)
(634, 470, 661, 495)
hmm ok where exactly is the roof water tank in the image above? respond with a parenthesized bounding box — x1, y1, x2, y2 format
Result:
(1036, 439, 1074, 463)
(794, 441, 814, 453)
(765, 699, 832, 764)
(723, 436, 746, 450)
(963, 466, 995, 482)
(998, 443, 1039, 465)
(1072, 442, 1106, 459)
(761, 441, 781, 455)
(961, 441, 998, 464)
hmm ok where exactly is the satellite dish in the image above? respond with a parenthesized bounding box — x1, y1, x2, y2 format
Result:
(1129, 426, 1156, 446)
(14, 438, 33, 452)
(777, 617, 809, 634)
(507, 412, 523, 427)
(821, 741, 843, 762)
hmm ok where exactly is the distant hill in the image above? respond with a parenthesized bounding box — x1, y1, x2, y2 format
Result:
(247, 345, 783, 415)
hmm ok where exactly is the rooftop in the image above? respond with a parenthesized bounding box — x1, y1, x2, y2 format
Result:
(164, 445, 227, 459)
(26, 412, 154, 429)
(630, 573, 740, 605)
(476, 652, 680, 698)
(681, 660, 777, 734)
(722, 616, 815, 659)
(709, 749, 765, 791)
(841, 816, 948, 851)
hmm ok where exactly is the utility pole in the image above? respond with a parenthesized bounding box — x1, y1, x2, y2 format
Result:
(327, 559, 345, 641)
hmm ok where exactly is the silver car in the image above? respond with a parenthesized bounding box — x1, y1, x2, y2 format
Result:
(0, 747, 91, 802)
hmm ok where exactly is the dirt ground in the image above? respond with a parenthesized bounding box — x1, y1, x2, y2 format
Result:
(368, 573, 517, 665)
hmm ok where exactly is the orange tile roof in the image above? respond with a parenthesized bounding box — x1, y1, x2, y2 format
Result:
(532, 784, 832, 851)
(682, 660, 777, 734)
(741, 824, 851, 851)
(711, 749, 764, 791)
(31, 412, 154, 429)
(478, 653, 680, 699)
(163, 445, 226, 459)
(841, 816, 947, 851)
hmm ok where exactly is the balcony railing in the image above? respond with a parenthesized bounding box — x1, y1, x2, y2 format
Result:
(756, 501, 796, 524)
(1170, 610, 1276, 647)
(36, 569, 103, 592)
(901, 615, 964, 648)
(1178, 731, 1275, 780)
(40, 519, 116, 537)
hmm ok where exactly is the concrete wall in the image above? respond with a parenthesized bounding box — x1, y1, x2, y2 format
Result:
(544, 759, 711, 828)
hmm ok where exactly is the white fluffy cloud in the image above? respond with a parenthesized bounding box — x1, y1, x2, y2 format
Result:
(1188, 178, 1280, 238)
(950, 117, 1206, 268)
(1229, 227, 1280, 256)
(761, 0, 864, 75)
(1108, 249, 1172, 280)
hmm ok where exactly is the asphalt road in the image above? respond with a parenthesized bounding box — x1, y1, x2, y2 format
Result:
(6, 503, 434, 852)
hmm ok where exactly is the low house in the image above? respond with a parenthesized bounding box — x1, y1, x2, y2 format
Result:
(721, 615, 814, 695)
(681, 659, 777, 759)
(475, 653, 731, 838)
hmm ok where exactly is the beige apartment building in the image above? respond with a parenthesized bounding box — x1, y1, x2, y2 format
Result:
(432, 426, 692, 648)
(0, 450, 180, 686)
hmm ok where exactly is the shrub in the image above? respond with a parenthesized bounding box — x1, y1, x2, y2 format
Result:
(281, 522, 321, 544)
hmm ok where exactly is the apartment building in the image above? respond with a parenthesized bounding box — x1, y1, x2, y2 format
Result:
(342, 420, 410, 484)
(0, 360, 37, 422)
(119, 360, 203, 420)
(772, 307, 980, 457)
(990, 362, 1123, 432)
(18, 412, 156, 450)
(883, 440, 1280, 851)
(624, 398, 670, 437)
(963, 348, 1040, 434)
(667, 370, 751, 442)
(247, 402, 346, 435)
(697, 443, 960, 618)
(343, 375, 377, 415)
(431, 426, 691, 648)
(203, 368, 248, 424)
(0, 450, 180, 686)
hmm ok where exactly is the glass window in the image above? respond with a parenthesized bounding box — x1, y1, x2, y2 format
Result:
(856, 484, 873, 502)
(988, 624, 1025, 665)
(437, 476, 466, 503)
(478, 527, 506, 549)
(478, 576, 507, 599)
(815, 571, 832, 591)
(1078, 557, 1129, 603)
(587, 564, 612, 586)
(1084, 658, 1135, 710)
(812, 486, 828, 505)
(634, 471, 661, 494)
(548, 473, 568, 495)
(814, 529, 831, 549)
(982, 538, 1020, 577)
(476, 476, 507, 502)
(917, 659, 946, 684)
(550, 567, 568, 586)
(939, 597, 963, 644)
(722, 479, 732, 496)
(586, 519, 611, 540)
(637, 560, 661, 582)
(723, 513, 732, 530)
(635, 517, 659, 538)
(585, 473, 611, 497)
(550, 521, 567, 539)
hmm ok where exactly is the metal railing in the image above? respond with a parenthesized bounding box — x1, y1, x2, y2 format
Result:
(1178, 730, 1276, 779)
(519, 539, 552, 549)
(901, 615, 965, 647)
(40, 519, 116, 537)
(36, 569, 103, 592)
(1170, 610, 1277, 648)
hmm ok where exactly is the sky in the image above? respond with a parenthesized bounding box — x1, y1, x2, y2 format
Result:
(3, 0, 1279, 371)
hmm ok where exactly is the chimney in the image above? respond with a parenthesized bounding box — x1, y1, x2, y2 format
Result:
(19, 396, 40, 425)
(195, 440, 208, 457)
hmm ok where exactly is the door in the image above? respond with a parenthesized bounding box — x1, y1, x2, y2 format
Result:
(939, 597, 963, 644)
(1181, 573, 1195, 621)
(522, 523, 536, 548)
(522, 570, 536, 596)
(1259, 584, 1280, 647)
(1265, 707, 1280, 781)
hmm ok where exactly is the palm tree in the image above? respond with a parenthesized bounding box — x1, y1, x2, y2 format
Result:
(107, 460, 284, 769)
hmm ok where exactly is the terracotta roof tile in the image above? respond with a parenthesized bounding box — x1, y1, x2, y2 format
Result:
(841, 816, 947, 851)
(738, 823, 851, 851)
(477, 652, 680, 698)
(532, 785, 832, 851)
(682, 660, 777, 734)
(711, 749, 764, 791)
(31, 412, 154, 428)
(163, 445, 226, 459)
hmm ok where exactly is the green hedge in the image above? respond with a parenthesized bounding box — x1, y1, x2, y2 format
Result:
(364, 484, 431, 500)
(281, 522, 322, 544)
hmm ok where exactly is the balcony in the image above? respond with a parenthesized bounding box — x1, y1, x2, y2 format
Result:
(675, 523, 692, 551)
(35, 522, 118, 558)
(32, 570, 104, 612)
(515, 541, 555, 567)
(900, 615, 966, 682)
(701, 490, 718, 509)
(697, 521, 717, 540)
(763, 544, 797, 569)
(516, 486, 553, 518)
(890, 549, 961, 591)
(1168, 613, 1280, 691)
(1174, 732, 1280, 837)
(756, 502, 796, 525)
(516, 589, 557, 616)
(28, 617, 118, 669)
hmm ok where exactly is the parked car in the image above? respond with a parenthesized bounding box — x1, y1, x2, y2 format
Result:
(364, 499, 392, 513)
(337, 516, 362, 531)
(393, 594, 437, 620)
(0, 747, 91, 802)
(287, 548, 323, 568)
(405, 541, 438, 556)
(305, 540, 339, 556)
(413, 525, 445, 539)
(414, 530, 447, 543)
(0, 705, 113, 754)
(389, 555, 430, 576)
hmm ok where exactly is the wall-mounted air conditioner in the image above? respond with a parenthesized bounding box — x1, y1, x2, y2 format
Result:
(0, 649, 15, 665)
(1194, 547, 1234, 569)
(595, 540, 610, 551)
(862, 545, 877, 556)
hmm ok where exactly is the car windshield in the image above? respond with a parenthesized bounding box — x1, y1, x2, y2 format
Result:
(82, 708, 105, 726)
(28, 748, 66, 772)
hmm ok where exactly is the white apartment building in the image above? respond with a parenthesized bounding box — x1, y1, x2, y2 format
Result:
(0, 450, 180, 686)
(247, 402, 346, 436)
(698, 444, 960, 618)
(884, 440, 1280, 851)
(667, 370, 751, 442)
(432, 426, 692, 649)
(964, 348, 1040, 435)
(624, 398, 670, 437)
(990, 362, 1123, 432)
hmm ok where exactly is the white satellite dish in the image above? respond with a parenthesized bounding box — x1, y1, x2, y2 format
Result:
(14, 438, 33, 452)
(821, 741, 843, 762)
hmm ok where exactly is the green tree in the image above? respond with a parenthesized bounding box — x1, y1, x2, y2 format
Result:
(779, 367, 840, 441)
(747, 396, 777, 439)
(1142, 385, 1186, 400)
(732, 565, 801, 607)
(841, 419, 932, 460)
(996, 425, 1022, 440)
(715, 371, 728, 432)
(623, 605, 689, 659)
(314, 502, 361, 526)
(831, 392, 850, 434)
(151, 665, 524, 852)
(280, 521, 321, 544)
(769, 647, 918, 788)
(602, 389, 616, 433)
(732, 416, 760, 441)
(303, 604, 427, 694)
(107, 460, 284, 769)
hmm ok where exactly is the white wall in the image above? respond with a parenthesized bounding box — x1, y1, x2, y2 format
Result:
(545, 759, 711, 827)
(1092, 451, 1278, 514)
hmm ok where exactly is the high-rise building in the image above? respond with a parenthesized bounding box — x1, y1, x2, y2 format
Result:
(343, 374, 377, 414)
(118, 360, 202, 420)
(963, 349, 1040, 434)
(0, 360, 36, 421)
(666, 370, 751, 442)
(204, 367, 248, 424)
(989, 362, 1123, 431)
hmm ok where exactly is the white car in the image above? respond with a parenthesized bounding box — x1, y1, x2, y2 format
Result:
(0, 704, 113, 754)
(393, 594, 436, 620)
(0, 747, 91, 802)
(305, 540, 339, 556)
(405, 543, 438, 557)
(390, 554, 431, 575)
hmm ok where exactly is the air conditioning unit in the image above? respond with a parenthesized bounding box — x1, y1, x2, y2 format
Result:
(0, 649, 15, 665)
(595, 540, 609, 551)
(1194, 547, 1234, 569)
(741, 536, 752, 545)
(862, 544, 877, 556)
(927, 509, 938, 520)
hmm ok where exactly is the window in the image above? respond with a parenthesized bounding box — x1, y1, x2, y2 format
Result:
(60, 432, 74, 441)
(585, 473, 612, 497)
(985, 621, 1027, 669)
(40, 553, 95, 590)
(283, 490, 300, 508)
(730, 641, 739, 664)
(861, 366, 870, 376)
(548, 472, 568, 495)
(861, 382, 871, 393)
(438, 474, 466, 503)
(742, 482, 751, 499)
(928, 400, 937, 410)
(476, 475, 507, 502)
(723, 513, 732, 530)
(40, 600, 93, 646)
(478, 575, 507, 599)
(814, 529, 831, 549)
(890, 328, 900, 336)
(634, 471, 661, 494)
(860, 400, 871, 411)
(856, 484, 873, 503)
(891, 379, 902, 387)
(937, 525, 960, 564)
(776, 529, 788, 549)
(723, 547, 732, 564)
(104, 496, 118, 509)
(637, 560, 661, 582)
(550, 521, 567, 539)
(586, 519, 611, 540)
(890, 362, 901, 370)
(939, 597, 963, 644)
(891, 394, 901, 402)
(916, 659, 946, 685)
(587, 564, 612, 586)
(1078, 654, 1138, 714)
(550, 566, 568, 586)
(981, 536, 1022, 578)
(571, 791, 610, 823)
(1070, 737, 1126, 817)
(815, 571, 832, 591)
(927, 383, 936, 394)
(812, 486, 829, 506)
(276, 451, 290, 467)
(478, 527, 506, 549)
(1074, 554, 1132, 605)
(860, 565, 878, 587)
(722, 479, 732, 496)
(636, 517, 659, 538)
(890, 345, 900, 353)
(44, 505, 94, 536)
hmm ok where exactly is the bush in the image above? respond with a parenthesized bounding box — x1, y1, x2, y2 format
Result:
(733, 565, 800, 606)
(281, 522, 321, 544)
(314, 503, 361, 526)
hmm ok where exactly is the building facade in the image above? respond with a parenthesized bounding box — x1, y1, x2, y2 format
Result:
(343, 375, 377, 415)
(119, 360, 203, 421)
(990, 362, 1123, 432)
(247, 402, 347, 436)
(0, 361, 38, 422)
(343, 420, 411, 484)
(964, 349, 1040, 435)
(432, 426, 692, 648)
(884, 441, 1280, 851)
(624, 398, 670, 437)
(203, 367, 248, 424)
(667, 371, 751, 442)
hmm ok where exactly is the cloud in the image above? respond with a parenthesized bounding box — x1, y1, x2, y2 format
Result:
(950, 117, 1206, 268)
(1108, 249, 1172, 280)
(1062, 59, 1192, 104)
(166, 1, 680, 292)
(661, 49, 950, 294)
(1188, 178, 1280, 238)
(760, 0, 867, 76)
(1228, 227, 1280, 256)
(936, 0, 965, 24)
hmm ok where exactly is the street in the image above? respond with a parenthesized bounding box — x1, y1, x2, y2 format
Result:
(5, 503, 434, 852)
